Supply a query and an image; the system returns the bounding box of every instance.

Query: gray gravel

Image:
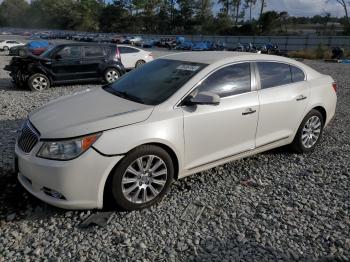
[0,49,349,261]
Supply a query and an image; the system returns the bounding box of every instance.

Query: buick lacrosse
[15,52,337,210]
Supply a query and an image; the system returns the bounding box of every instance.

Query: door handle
[296,95,307,101]
[242,108,257,116]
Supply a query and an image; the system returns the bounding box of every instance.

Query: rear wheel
[3,46,9,51]
[28,73,50,91]
[110,145,174,210]
[135,60,145,68]
[291,109,324,153]
[104,68,120,84]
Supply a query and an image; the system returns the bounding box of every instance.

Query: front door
[182,62,259,170]
[51,45,83,81]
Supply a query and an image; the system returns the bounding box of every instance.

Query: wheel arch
[312,106,327,124]
[101,142,180,209]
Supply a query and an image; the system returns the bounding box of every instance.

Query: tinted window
[197,63,251,97]
[257,62,292,89]
[119,47,139,54]
[84,46,105,57]
[291,66,305,82]
[106,59,206,105]
[56,46,81,59]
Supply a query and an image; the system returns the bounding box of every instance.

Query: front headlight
[37,133,101,160]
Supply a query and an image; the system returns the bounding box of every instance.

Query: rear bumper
[16,143,123,209]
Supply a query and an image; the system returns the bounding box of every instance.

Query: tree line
[0,0,349,35]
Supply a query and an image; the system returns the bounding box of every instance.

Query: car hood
[29,87,154,139]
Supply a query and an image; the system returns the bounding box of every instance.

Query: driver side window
[196,63,251,98]
[56,46,81,59]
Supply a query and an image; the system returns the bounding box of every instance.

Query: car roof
[162,51,255,64]
[55,42,116,47]
[161,51,302,66]
[161,51,322,79]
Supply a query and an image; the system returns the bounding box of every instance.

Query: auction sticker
[177,65,200,71]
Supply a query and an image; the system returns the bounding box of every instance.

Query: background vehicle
[9,41,51,57]
[123,36,143,45]
[5,43,125,91]
[14,52,336,210]
[0,40,25,51]
[118,45,153,69]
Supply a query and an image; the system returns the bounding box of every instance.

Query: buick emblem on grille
[17,121,40,153]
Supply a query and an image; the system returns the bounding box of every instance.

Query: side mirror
[184,91,220,106]
[54,54,62,60]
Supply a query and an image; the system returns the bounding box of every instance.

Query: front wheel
[28,73,50,91]
[291,109,324,153]
[3,46,9,51]
[104,68,120,84]
[111,145,174,210]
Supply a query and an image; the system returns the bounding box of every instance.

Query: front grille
[17,121,39,153]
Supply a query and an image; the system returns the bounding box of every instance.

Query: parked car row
[4,43,153,91]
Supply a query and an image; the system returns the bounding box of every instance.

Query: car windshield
[40,45,56,58]
[104,59,207,105]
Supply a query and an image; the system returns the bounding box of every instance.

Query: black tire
[104,68,120,84]
[135,60,145,68]
[291,109,324,153]
[28,73,50,91]
[18,49,26,57]
[110,145,174,211]
[3,46,9,51]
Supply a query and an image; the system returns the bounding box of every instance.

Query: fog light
[42,187,66,200]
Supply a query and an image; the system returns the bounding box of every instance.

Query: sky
[20,0,347,18]
[246,0,345,18]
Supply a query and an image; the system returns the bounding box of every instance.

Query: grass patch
[288,45,332,60]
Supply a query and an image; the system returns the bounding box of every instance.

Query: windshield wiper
[108,89,145,104]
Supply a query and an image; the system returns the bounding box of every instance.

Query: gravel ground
[0,49,349,261]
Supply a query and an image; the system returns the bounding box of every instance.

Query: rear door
[255,62,310,147]
[51,45,83,81]
[119,46,140,69]
[80,45,107,79]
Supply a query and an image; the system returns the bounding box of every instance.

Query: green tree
[99,1,131,33]
[259,10,280,34]
[0,0,30,27]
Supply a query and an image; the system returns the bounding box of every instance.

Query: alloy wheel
[301,116,322,148]
[106,69,119,83]
[121,155,167,204]
[32,76,48,91]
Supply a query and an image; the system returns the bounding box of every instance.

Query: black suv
[5,43,125,91]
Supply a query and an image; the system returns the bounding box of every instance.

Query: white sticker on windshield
[177,65,200,71]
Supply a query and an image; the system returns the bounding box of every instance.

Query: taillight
[148,53,153,58]
[332,82,337,92]
[115,47,121,61]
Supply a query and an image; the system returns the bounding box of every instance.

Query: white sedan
[15,52,337,210]
[0,40,25,51]
[118,45,153,69]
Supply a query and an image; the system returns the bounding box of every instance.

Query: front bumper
[15,143,123,209]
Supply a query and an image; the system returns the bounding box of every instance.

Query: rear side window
[257,62,292,89]
[291,66,305,82]
[84,46,105,57]
[119,47,139,54]
[197,63,251,98]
